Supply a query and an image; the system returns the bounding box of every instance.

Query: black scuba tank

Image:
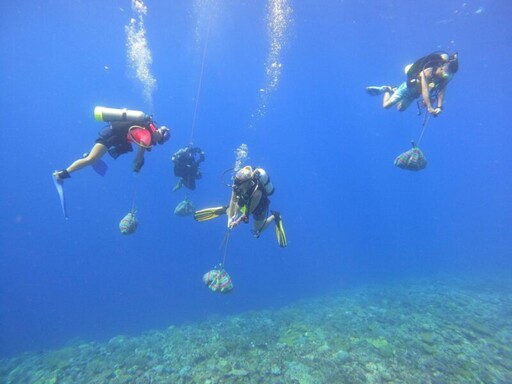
[406,52,449,81]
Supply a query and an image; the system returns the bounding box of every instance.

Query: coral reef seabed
[1,275,511,383]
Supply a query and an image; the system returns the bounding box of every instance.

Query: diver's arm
[133,146,146,173]
[436,87,446,110]
[420,69,443,116]
[227,192,239,228]
[419,70,434,113]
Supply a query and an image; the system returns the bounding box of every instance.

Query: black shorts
[253,195,270,221]
[96,125,127,148]
[96,123,133,158]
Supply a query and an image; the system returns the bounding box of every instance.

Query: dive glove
[133,157,144,173]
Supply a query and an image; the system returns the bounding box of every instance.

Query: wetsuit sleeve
[133,147,146,172]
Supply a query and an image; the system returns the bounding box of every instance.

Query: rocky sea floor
[1,275,511,384]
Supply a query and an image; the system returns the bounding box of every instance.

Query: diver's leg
[383,82,406,109]
[397,97,414,112]
[252,215,275,237]
[383,92,393,108]
[383,89,400,109]
[67,143,108,174]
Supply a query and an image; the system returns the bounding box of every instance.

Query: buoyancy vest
[126,121,157,148]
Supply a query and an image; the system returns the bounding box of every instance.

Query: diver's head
[157,126,170,144]
[233,166,254,193]
[234,166,253,184]
[441,53,459,79]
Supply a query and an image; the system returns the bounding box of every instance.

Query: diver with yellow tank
[53,106,170,181]
[194,165,287,247]
[52,106,170,219]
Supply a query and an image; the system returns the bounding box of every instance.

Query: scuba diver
[53,114,170,181]
[366,52,459,116]
[194,165,287,247]
[172,146,205,191]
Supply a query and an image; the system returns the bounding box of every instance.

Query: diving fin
[194,206,228,222]
[272,211,287,247]
[53,176,69,220]
[83,153,108,176]
[172,179,183,192]
[92,159,108,176]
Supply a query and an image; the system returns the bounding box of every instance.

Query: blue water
[1,0,510,359]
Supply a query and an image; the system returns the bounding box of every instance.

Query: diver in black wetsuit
[172,146,205,191]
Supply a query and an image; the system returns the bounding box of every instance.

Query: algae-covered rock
[421,343,437,355]
[216,359,230,374]
[466,319,495,337]
[333,349,351,362]
[270,364,282,375]
[420,332,436,345]
[279,323,309,346]
[227,367,249,377]
[367,337,394,358]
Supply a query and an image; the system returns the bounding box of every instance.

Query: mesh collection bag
[203,269,233,293]
[394,141,427,171]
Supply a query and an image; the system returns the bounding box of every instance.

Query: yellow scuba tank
[94,106,146,122]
